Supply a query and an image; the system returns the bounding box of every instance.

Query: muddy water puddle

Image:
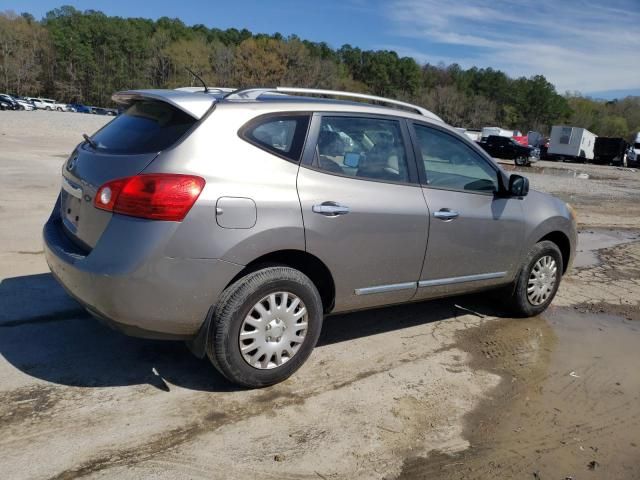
[574,228,640,268]
[397,307,640,479]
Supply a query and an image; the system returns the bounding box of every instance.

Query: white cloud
[385,0,640,93]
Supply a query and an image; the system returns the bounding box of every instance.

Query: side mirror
[508,174,529,197]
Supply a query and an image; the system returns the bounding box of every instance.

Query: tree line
[1,6,638,139]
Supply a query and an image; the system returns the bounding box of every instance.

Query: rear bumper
[43,206,243,339]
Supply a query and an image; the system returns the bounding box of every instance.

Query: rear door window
[90,100,197,154]
[312,116,411,184]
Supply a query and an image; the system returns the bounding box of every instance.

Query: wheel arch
[537,230,571,274]
[225,249,336,314]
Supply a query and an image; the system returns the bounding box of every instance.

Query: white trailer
[481,127,514,139]
[463,129,482,142]
[548,126,597,161]
[453,128,482,142]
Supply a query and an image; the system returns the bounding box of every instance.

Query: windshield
[90,100,197,154]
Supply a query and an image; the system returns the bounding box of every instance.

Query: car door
[297,113,428,312]
[408,122,526,300]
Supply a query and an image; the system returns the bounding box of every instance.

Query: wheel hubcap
[239,292,308,369]
[527,255,558,306]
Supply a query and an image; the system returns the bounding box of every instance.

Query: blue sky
[9,0,640,98]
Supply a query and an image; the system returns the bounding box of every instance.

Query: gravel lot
[1,111,639,479]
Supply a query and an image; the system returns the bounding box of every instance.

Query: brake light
[94,174,205,221]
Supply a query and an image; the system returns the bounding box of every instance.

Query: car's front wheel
[515,155,528,166]
[207,267,323,388]
[507,240,563,317]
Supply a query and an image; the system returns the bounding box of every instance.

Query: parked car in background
[527,131,544,148]
[0,94,19,110]
[512,134,529,146]
[539,137,551,159]
[70,103,92,114]
[26,97,70,111]
[477,135,540,166]
[593,137,629,166]
[43,86,576,387]
[89,106,116,115]
[10,95,36,110]
[627,133,640,167]
[547,126,597,162]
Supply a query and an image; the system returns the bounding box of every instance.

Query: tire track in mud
[42,354,430,479]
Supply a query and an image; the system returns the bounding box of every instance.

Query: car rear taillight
[94,174,205,221]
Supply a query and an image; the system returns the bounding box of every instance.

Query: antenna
[185,67,208,94]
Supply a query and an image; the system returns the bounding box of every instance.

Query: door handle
[433,209,459,220]
[312,202,350,216]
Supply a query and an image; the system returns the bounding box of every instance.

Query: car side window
[312,116,410,183]
[242,114,310,162]
[414,123,499,193]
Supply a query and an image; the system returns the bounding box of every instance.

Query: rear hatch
[60,95,208,249]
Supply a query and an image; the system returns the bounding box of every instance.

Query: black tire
[515,156,527,166]
[45,106,52,111]
[206,266,323,388]
[506,240,563,317]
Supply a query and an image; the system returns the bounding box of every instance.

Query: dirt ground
[1,111,639,479]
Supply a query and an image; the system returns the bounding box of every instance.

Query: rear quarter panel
[144,104,306,266]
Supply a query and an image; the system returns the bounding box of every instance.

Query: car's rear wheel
[507,240,563,317]
[207,267,323,388]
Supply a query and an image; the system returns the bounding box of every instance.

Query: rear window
[90,100,197,154]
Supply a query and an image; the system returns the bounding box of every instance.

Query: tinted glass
[90,100,196,154]
[414,124,499,193]
[250,120,296,153]
[313,116,409,183]
[243,115,310,162]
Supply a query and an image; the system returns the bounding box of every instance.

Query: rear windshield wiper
[82,133,98,150]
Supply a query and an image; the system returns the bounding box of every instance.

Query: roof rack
[224,87,443,122]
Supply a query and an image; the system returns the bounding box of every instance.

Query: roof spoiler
[112,89,217,119]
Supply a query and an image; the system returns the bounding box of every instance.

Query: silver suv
[44,87,577,387]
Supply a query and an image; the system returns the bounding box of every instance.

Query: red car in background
[512,134,529,146]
